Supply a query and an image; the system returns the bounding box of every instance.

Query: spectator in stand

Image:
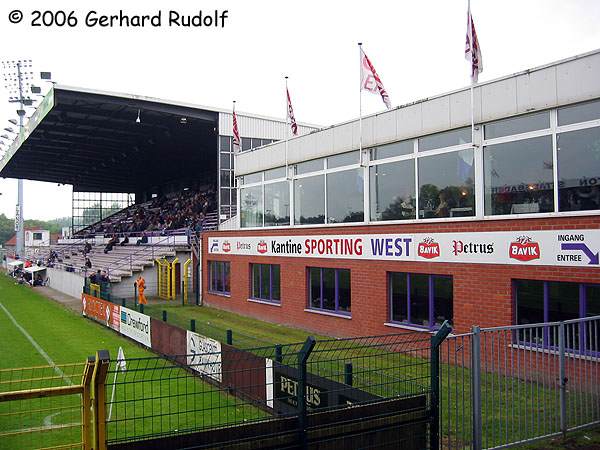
[83,241,92,255]
[136,232,149,246]
[89,270,101,284]
[100,271,110,283]
[85,257,92,269]
[120,236,129,246]
[104,235,119,254]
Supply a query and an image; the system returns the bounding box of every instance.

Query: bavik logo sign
[257,240,268,254]
[222,241,231,253]
[509,236,540,262]
[418,237,440,259]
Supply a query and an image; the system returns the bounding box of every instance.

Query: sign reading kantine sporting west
[209,230,600,267]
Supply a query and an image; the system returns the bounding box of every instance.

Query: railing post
[431,321,452,450]
[471,325,483,450]
[162,310,167,322]
[91,350,110,450]
[121,298,126,307]
[297,336,316,450]
[140,304,144,314]
[190,319,196,332]
[344,362,353,386]
[181,280,185,306]
[133,282,137,308]
[275,344,283,364]
[559,321,568,439]
[81,355,96,450]
[226,329,233,345]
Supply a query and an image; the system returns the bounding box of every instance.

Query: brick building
[203,49,600,339]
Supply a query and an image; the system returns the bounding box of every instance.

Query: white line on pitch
[0,300,73,386]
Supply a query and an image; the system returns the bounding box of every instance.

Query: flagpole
[468,0,475,147]
[358,42,363,155]
[285,76,289,176]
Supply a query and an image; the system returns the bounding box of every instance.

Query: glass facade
[484,136,554,215]
[236,100,600,228]
[418,149,475,218]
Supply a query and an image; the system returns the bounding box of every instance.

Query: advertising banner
[208,230,600,268]
[120,306,151,347]
[81,293,120,331]
[186,331,222,382]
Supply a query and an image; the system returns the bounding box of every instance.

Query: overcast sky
[0,0,599,220]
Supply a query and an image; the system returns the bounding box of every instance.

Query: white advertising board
[208,230,600,268]
[120,307,151,347]
[186,331,222,382]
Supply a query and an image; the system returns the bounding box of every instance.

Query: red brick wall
[201,216,600,337]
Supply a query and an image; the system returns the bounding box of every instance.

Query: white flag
[116,346,126,371]
[360,47,391,109]
[465,2,483,83]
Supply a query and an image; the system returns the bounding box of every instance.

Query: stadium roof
[0,85,312,193]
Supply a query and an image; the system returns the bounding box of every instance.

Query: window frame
[250,263,281,304]
[513,279,600,356]
[388,272,453,331]
[208,260,231,296]
[307,267,351,316]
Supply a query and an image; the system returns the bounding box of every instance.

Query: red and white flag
[465,2,483,83]
[360,47,391,110]
[232,103,241,152]
[286,87,298,136]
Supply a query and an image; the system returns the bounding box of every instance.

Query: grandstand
[0,85,320,298]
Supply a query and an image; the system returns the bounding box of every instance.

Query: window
[484,136,554,215]
[220,153,231,170]
[557,127,600,212]
[251,264,280,303]
[370,159,416,221]
[264,181,290,226]
[558,99,600,126]
[296,158,324,175]
[241,137,251,151]
[264,167,286,181]
[308,268,351,314]
[208,261,230,295]
[418,127,470,151]
[240,185,263,228]
[294,175,325,224]
[514,280,599,352]
[327,151,359,169]
[484,111,550,140]
[33,232,43,240]
[242,172,262,185]
[389,273,453,330]
[219,135,231,152]
[371,140,413,160]
[418,149,475,218]
[327,168,364,223]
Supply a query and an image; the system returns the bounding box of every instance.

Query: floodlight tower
[1,59,35,258]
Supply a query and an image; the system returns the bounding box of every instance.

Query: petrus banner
[208,230,600,267]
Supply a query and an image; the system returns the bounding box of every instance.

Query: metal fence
[104,330,448,449]
[440,315,600,449]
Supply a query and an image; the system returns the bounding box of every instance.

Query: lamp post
[2,59,36,258]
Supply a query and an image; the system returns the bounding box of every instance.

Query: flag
[116,346,126,371]
[232,103,241,152]
[465,2,483,83]
[286,87,298,136]
[360,47,391,109]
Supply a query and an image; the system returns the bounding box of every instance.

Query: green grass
[514,426,600,449]
[0,274,265,449]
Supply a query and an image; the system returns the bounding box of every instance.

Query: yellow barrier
[182,258,192,304]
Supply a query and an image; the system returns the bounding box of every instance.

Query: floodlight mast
[2,59,34,258]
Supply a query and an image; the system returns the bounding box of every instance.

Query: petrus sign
[209,230,600,267]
